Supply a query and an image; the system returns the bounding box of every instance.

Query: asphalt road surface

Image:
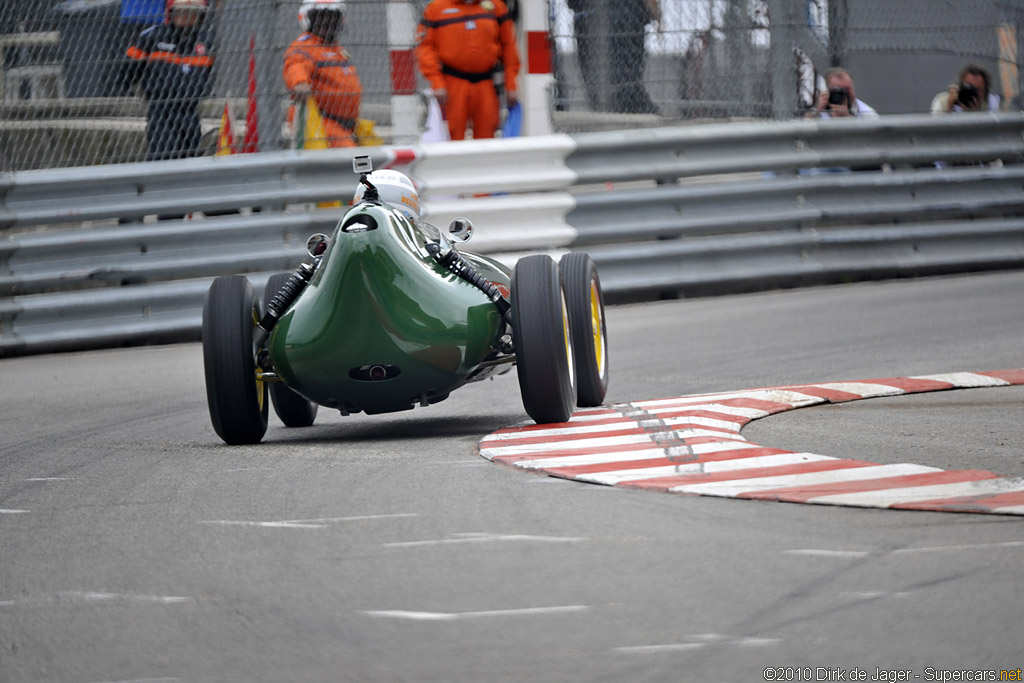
[2,271,1022,683]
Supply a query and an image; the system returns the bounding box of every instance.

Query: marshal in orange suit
[415,0,521,141]
[284,0,362,147]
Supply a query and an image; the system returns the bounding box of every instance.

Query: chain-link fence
[2,0,1023,172]
[1,0,401,171]
[549,0,1024,129]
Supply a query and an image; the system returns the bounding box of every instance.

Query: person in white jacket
[809,67,879,119]
[931,63,1000,114]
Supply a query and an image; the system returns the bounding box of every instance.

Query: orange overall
[283,33,362,147]
[415,0,520,140]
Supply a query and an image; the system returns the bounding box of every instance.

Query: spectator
[284,0,362,147]
[415,0,520,141]
[569,0,659,114]
[122,0,214,161]
[809,67,879,119]
[931,63,1000,114]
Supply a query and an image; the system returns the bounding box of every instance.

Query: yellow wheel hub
[589,280,605,374]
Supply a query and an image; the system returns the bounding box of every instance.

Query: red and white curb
[479,370,1024,515]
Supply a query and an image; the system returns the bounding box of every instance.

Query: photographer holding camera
[809,67,879,119]
[931,63,1000,114]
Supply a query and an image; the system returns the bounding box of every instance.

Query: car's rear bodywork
[267,202,511,415]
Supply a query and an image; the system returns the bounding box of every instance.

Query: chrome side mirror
[306,233,330,257]
[448,217,473,242]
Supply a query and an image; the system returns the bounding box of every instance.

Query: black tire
[559,252,609,407]
[263,273,318,428]
[511,255,576,424]
[202,275,268,445]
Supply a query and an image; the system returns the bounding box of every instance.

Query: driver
[353,170,421,222]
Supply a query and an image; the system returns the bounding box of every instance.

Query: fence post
[768,0,799,119]
[254,0,285,153]
[519,0,553,136]
[388,0,421,144]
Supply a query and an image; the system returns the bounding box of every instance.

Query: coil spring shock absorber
[426,242,511,325]
[255,262,315,346]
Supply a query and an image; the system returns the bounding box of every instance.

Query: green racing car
[202,156,609,445]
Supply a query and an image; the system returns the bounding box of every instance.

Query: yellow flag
[301,96,330,150]
[300,97,343,206]
[356,118,383,147]
[216,101,236,156]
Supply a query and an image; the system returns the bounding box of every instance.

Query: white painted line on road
[364,605,590,621]
[1,593,193,607]
[615,643,705,653]
[200,513,418,529]
[784,549,872,558]
[890,541,1024,554]
[200,520,326,529]
[787,542,1024,559]
[0,509,28,514]
[25,477,69,482]
[279,513,419,524]
[616,634,781,653]
[384,532,586,548]
[90,678,180,683]
[838,591,910,600]
[58,592,193,604]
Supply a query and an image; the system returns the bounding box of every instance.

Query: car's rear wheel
[511,255,576,424]
[559,252,609,407]
[263,273,318,428]
[202,275,268,445]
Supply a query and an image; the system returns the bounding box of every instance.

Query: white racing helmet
[353,170,421,221]
[298,0,346,31]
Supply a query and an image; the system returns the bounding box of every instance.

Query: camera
[827,87,848,107]
[957,82,980,108]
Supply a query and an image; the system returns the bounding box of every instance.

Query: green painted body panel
[267,204,511,415]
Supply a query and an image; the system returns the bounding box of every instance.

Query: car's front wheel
[511,255,576,424]
[202,275,268,445]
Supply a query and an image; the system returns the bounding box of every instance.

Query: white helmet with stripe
[298,0,346,31]
[353,170,421,221]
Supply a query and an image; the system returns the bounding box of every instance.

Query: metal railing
[2,113,1023,356]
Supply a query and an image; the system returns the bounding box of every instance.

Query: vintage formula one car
[202,157,609,445]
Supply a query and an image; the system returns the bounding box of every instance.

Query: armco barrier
[2,113,1024,356]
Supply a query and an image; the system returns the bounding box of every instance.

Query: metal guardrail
[565,113,1024,183]
[2,113,1024,356]
[569,165,1024,245]
[0,148,399,229]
